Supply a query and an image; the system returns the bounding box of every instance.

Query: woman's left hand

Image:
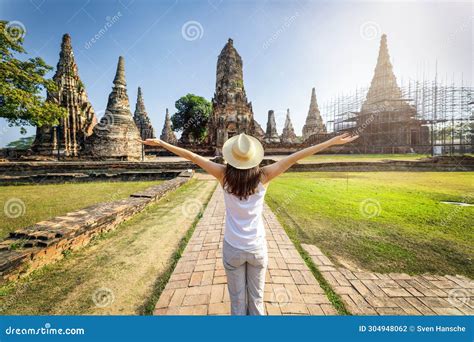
[137,138,163,146]
[328,133,359,146]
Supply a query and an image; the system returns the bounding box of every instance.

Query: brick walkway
[302,244,474,315]
[154,186,337,315]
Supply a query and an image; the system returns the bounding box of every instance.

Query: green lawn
[266,172,473,278]
[0,181,163,240]
[300,153,430,163]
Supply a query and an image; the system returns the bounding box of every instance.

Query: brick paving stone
[154,187,335,315]
[321,304,338,315]
[208,302,230,315]
[189,271,204,286]
[350,279,372,297]
[182,294,209,306]
[178,305,208,315]
[307,304,324,315]
[361,279,386,297]
[380,287,412,297]
[405,297,437,315]
[301,244,473,316]
[265,302,282,315]
[169,288,187,307]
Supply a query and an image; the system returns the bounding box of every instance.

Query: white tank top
[223,182,266,251]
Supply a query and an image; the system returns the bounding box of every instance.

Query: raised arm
[261,133,359,184]
[139,138,225,182]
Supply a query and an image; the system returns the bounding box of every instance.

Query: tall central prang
[207,38,264,147]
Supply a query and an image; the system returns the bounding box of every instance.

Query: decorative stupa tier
[281,109,297,144]
[160,108,177,144]
[264,110,280,144]
[83,56,142,160]
[207,38,264,147]
[133,87,155,140]
[302,87,326,141]
[31,33,96,157]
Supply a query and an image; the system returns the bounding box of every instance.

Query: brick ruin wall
[0,171,193,284]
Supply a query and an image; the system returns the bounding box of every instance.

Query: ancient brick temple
[356,34,429,153]
[31,34,96,157]
[265,110,280,143]
[281,109,297,144]
[207,38,264,147]
[83,56,142,160]
[133,87,155,140]
[302,88,326,141]
[160,108,177,144]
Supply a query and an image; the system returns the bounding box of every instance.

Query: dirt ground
[0,179,216,315]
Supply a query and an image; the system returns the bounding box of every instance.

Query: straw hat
[222,133,264,169]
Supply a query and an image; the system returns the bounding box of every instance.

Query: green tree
[0,20,67,130]
[171,93,211,143]
[6,135,35,149]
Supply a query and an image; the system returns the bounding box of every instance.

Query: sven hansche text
[417,325,466,333]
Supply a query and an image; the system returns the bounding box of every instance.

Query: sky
[0,0,472,147]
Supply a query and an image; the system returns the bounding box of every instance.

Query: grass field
[0,180,216,314]
[0,181,163,240]
[300,153,430,163]
[266,172,473,278]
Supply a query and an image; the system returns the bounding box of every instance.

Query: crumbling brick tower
[207,38,264,148]
[31,34,96,157]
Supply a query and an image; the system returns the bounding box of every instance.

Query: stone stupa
[133,87,155,140]
[83,56,142,160]
[280,109,297,144]
[361,34,412,113]
[160,108,177,144]
[264,110,280,144]
[357,34,427,151]
[302,87,326,141]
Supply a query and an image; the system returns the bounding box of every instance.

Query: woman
[140,132,358,315]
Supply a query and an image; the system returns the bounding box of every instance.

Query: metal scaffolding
[321,77,473,155]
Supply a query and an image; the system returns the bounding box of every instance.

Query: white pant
[222,239,268,315]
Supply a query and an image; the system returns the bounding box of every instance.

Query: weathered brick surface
[302,244,473,316]
[0,173,193,284]
[154,187,336,315]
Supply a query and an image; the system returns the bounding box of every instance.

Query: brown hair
[223,164,262,200]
